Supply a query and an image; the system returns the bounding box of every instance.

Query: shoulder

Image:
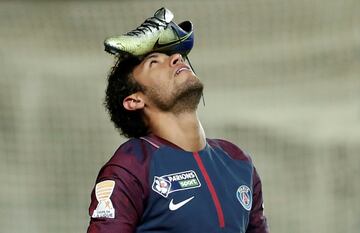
[96,138,157,181]
[107,138,158,165]
[207,138,252,162]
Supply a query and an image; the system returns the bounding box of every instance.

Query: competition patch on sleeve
[92,180,115,218]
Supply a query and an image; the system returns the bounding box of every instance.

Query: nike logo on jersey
[169,196,194,211]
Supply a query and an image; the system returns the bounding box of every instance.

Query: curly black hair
[104,56,149,138]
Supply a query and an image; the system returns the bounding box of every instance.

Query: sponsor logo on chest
[152,170,201,198]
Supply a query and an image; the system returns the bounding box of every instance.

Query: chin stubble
[143,79,204,114]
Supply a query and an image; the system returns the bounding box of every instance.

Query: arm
[246,167,270,233]
[87,165,146,233]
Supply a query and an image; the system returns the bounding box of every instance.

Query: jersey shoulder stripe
[207,138,252,162]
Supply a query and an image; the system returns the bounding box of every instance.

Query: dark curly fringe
[104,56,149,138]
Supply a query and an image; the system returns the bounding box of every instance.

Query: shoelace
[127,17,167,36]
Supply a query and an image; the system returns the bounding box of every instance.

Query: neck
[146,111,206,152]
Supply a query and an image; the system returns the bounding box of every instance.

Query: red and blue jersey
[87,134,269,233]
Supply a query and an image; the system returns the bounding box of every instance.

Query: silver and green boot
[104,7,194,57]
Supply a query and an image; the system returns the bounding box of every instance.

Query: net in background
[0,1,359,232]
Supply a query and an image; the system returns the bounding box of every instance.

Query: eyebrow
[144,53,160,62]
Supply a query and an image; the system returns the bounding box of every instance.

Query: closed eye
[149,60,158,67]
[144,53,162,67]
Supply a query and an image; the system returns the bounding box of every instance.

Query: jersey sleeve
[87,164,146,233]
[246,167,270,233]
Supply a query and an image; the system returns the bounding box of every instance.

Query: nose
[169,53,184,66]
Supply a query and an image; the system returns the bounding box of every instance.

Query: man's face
[132,52,203,114]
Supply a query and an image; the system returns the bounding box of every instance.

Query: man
[87,7,269,233]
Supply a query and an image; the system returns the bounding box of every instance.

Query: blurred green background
[0,0,359,232]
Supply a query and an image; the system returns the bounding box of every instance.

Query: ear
[123,93,145,111]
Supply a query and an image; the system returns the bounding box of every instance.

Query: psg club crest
[236,185,252,211]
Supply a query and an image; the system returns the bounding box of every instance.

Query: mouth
[175,65,192,76]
